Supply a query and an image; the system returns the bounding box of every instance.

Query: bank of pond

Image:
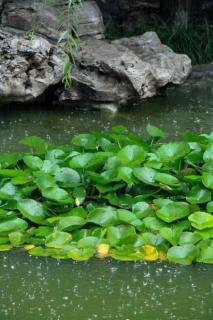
[0,125,212,265]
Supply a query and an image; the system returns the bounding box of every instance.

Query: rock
[114,32,192,87]
[189,64,213,80]
[0,28,66,102]
[1,0,104,42]
[59,38,157,106]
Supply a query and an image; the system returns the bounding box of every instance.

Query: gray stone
[59,38,157,106]
[0,28,66,102]
[114,32,192,87]
[190,64,213,80]
[1,0,104,42]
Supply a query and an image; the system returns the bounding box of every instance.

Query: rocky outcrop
[59,38,156,106]
[0,28,66,102]
[1,0,104,42]
[59,32,191,106]
[0,0,192,107]
[114,32,191,87]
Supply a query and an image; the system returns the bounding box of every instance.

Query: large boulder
[0,28,66,102]
[59,38,157,106]
[114,32,192,87]
[1,0,104,42]
[59,32,191,107]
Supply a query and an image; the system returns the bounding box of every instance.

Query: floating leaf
[156,202,190,223]
[157,143,190,162]
[167,244,198,265]
[46,231,72,248]
[146,124,167,139]
[87,207,117,227]
[133,167,156,185]
[42,187,73,204]
[189,212,213,230]
[118,145,146,166]
[17,199,46,224]
[186,185,211,204]
[23,155,43,170]
[72,134,97,150]
[55,167,81,188]
[0,217,28,233]
[202,172,213,189]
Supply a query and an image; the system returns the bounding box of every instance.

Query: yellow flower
[96,243,110,259]
[143,245,159,261]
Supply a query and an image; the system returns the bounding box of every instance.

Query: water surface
[0,80,212,320]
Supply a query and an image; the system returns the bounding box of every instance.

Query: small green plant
[0,125,212,264]
[43,0,82,87]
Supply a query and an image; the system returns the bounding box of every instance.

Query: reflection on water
[0,80,212,320]
[0,251,212,320]
[0,80,213,152]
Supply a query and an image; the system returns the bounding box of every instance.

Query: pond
[0,80,213,320]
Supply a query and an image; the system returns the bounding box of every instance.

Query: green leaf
[197,247,213,263]
[72,134,97,150]
[133,167,156,185]
[156,202,190,223]
[73,187,86,204]
[107,225,136,246]
[69,153,107,169]
[141,232,165,246]
[167,244,198,265]
[0,217,28,233]
[58,216,85,230]
[117,209,140,225]
[203,145,213,162]
[0,183,17,200]
[17,199,47,224]
[132,202,153,219]
[160,227,182,245]
[155,172,180,187]
[0,153,22,169]
[77,236,100,249]
[42,187,73,204]
[55,167,81,188]
[179,232,201,245]
[157,143,190,162]
[118,145,146,166]
[20,136,48,154]
[68,247,95,261]
[45,231,72,248]
[207,201,213,213]
[202,172,213,189]
[9,231,27,246]
[186,185,211,204]
[117,167,134,184]
[23,155,43,170]
[143,216,166,231]
[35,173,56,190]
[87,207,117,227]
[146,124,167,139]
[112,126,128,134]
[189,212,213,230]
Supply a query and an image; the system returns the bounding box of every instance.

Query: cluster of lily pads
[0,125,212,265]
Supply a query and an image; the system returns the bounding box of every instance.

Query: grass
[105,17,213,65]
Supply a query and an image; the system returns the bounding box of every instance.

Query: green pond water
[0,80,213,320]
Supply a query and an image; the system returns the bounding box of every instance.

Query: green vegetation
[0,126,212,264]
[106,18,213,65]
[44,0,83,87]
